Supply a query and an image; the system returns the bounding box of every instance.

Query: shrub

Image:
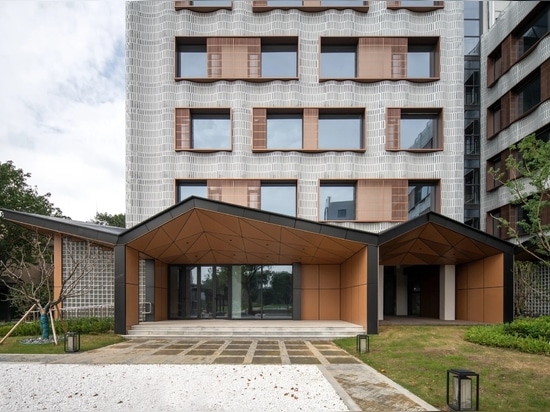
[465,317,550,355]
[0,317,114,337]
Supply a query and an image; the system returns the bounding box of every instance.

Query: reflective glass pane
[200,266,214,318]
[464,2,480,19]
[261,184,296,216]
[262,265,292,319]
[408,183,435,218]
[400,116,436,149]
[520,10,550,55]
[518,75,541,114]
[464,37,480,56]
[319,185,355,220]
[318,114,362,149]
[191,0,231,5]
[267,114,302,148]
[178,45,207,77]
[261,45,297,77]
[178,183,207,202]
[214,266,229,318]
[321,46,356,78]
[267,0,302,5]
[321,0,365,5]
[399,1,436,6]
[192,114,231,149]
[464,20,480,36]
[407,49,433,77]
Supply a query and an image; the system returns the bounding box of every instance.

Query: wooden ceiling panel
[162,213,192,240]
[239,219,281,242]
[173,233,204,253]
[196,209,243,236]
[127,230,157,251]
[280,227,324,248]
[418,224,452,246]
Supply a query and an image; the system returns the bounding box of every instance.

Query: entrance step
[124,320,365,340]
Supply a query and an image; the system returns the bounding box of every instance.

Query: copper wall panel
[301,264,319,289]
[385,108,400,150]
[467,288,484,322]
[207,38,260,79]
[303,108,318,150]
[125,247,140,331]
[252,108,267,149]
[357,180,395,221]
[357,37,407,80]
[466,259,484,289]
[175,108,191,150]
[455,289,468,320]
[301,289,319,319]
[319,289,340,319]
[154,261,168,321]
[484,287,504,323]
[53,234,63,305]
[484,254,504,287]
[456,264,468,290]
[319,264,340,288]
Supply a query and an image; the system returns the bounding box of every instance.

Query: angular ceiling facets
[1,199,513,269]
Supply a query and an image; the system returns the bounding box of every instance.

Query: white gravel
[0,363,350,411]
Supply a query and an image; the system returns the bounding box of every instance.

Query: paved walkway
[0,338,436,411]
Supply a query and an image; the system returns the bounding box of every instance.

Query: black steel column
[367,245,379,334]
[114,245,126,334]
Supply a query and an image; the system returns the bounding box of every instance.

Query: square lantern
[356,333,369,353]
[64,331,81,353]
[447,369,479,411]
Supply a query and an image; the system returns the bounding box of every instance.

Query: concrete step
[124,321,365,340]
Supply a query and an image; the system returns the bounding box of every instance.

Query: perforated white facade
[126,1,465,231]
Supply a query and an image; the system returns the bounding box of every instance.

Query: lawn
[335,325,550,411]
[0,334,125,354]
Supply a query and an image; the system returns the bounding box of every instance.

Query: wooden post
[0,304,37,345]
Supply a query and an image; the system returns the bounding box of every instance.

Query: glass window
[191,113,231,149]
[321,0,365,5]
[464,20,480,37]
[399,1,437,6]
[178,44,207,78]
[188,0,231,5]
[261,44,297,78]
[516,73,541,115]
[320,45,356,78]
[465,62,480,105]
[464,37,480,56]
[464,111,480,155]
[464,1,480,19]
[407,45,434,78]
[266,113,302,149]
[261,183,296,216]
[408,182,436,218]
[267,0,302,5]
[318,113,362,149]
[520,7,550,56]
[400,113,438,149]
[177,182,207,202]
[319,183,355,220]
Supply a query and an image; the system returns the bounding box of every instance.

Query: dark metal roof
[0,209,123,246]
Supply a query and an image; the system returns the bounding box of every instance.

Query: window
[175,108,231,151]
[266,112,302,149]
[487,208,502,238]
[408,181,437,218]
[175,1,232,11]
[515,72,541,116]
[320,37,439,81]
[320,43,356,78]
[464,111,480,155]
[518,6,550,57]
[261,42,298,78]
[386,108,442,151]
[253,108,365,151]
[407,45,435,78]
[487,155,503,192]
[176,37,297,81]
[253,0,369,12]
[177,43,207,78]
[464,160,480,204]
[260,182,296,216]
[487,101,502,138]
[319,183,355,221]
[318,112,363,149]
[464,60,480,105]
[177,182,208,202]
[387,1,444,11]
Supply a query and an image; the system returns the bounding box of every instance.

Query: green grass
[0,333,126,354]
[335,325,550,411]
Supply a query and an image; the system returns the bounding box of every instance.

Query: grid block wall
[62,239,115,318]
[126,0,465,232]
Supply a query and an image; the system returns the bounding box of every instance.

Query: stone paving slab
[0,339,437,411]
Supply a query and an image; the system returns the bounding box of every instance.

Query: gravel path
[0,363,349,411]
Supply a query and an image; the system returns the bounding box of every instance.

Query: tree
[489,134,550,265]
[0,235,100,341]
[89,212,125,228]
[490,134,550,316]
[0,161,63,269]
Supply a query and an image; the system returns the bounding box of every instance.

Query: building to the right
[481,1,550,316]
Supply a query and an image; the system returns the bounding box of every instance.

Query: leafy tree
[0,236,100,341]
[490,134,550,316]
[89,212,125,228]
[489,134,550,265]
[0,160,63,272]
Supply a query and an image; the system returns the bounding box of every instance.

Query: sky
[0,1,126,222]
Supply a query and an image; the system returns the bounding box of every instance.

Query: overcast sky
[0,1,126,222]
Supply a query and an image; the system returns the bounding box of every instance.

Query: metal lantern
[447,369,479,411]
[356,333,369,353]
[64,331,81,353]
